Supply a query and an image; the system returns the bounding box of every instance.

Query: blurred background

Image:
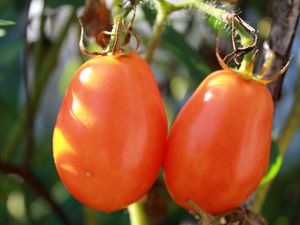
[0,0,299,224]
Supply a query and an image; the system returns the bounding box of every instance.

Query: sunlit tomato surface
[163,70,273,215]
[53,53,167,213]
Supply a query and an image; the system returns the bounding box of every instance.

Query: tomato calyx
[216,46,290,84]
[79,3,140,56]
[215,13,290,85]
[216,34,290,85]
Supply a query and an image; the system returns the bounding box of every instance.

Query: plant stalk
[128,201,149,225]
[145,0,254,65]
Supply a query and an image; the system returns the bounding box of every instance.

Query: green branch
[145,0,170,63]
[145,0,254,64]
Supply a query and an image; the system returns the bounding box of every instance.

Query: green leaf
[260,140,283,186]
[0,19,15,27]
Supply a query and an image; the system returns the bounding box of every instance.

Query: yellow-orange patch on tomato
[70,92,96,127]
[53,128,76,160]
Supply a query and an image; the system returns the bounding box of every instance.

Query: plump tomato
[163,70,273,215]
[53,53,167,212]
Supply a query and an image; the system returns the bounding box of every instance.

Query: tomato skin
[53,53,167,212]
[163,70,273,215]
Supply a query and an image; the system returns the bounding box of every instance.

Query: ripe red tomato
[163,70,273,215]
[53,53,167,212]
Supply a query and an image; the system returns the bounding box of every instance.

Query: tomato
[53,53,167,212]
[163,70,273,215]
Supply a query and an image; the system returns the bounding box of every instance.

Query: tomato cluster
[53,53,273,214]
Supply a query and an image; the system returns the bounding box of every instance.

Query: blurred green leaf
[163,97,176,130]
[170,75,190,101]
[0,19,15,26]
[260,140,283,186]
[99,210,130,225]
[45,0,83,7]
[83,207,100,225]
[58,58,82,94]
[7,191,26,222]
[0,19,16,37]
[30,197,51,220]
[0,28,6,37]
[142,6,211,84]
[162,26,211,83]
[0,175,23,197]
[0,41,25,66]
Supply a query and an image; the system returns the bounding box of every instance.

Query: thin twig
[0,6,78,225]
[0,160,74,225]
[23,29,34,168]
[1,7,77,162]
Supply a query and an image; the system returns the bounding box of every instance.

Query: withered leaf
[80,0,112,46]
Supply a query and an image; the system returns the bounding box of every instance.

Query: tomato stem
[108,0,142,55]
[128,201,149,225]
[238,36,256,76]
[106,15,126,54]
[80,0,141,56]
[145,0,255,65]
[145,0,170,63]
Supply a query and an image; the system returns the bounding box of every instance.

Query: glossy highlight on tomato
[53,53,167,212]
[163,70,273,215]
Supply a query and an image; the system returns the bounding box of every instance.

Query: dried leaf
[244,208,267,225]
[218,207,267,225]
[80,0,112,46]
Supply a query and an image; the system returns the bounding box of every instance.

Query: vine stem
[252,0,300,213]
[0,161,73,225]
[145,0,169,63]
[128,200,149,225]
[145,0,254,64]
